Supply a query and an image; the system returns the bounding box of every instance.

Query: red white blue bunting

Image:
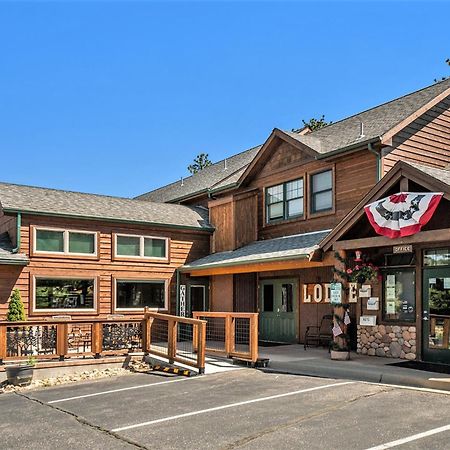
[364,192,443,239]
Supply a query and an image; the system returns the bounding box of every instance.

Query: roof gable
[237,128,320,186]
[320,161,450,251]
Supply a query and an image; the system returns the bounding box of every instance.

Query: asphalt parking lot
[1,369,450,450]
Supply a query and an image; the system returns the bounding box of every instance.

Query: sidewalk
[258,345,450,392]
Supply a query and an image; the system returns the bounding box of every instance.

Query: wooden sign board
[393,244,413,254]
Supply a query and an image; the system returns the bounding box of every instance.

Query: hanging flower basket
[346,263,379,284]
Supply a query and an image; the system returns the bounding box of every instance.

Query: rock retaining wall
[357,324,416,360]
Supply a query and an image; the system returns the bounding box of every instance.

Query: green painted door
[259,279,297,343]
[422,268,450,364]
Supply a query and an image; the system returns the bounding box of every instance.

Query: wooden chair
[304,314,333,350]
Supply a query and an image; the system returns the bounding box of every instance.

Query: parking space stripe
[111,381,354,432]
[48,377,198,404]
[365,424,450,449]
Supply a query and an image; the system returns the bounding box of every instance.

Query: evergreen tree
[188,153,212,174]
[7,288,26,321]
[301,115,332,131]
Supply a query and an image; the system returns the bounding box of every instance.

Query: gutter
[315,137,381,160]
[11,212,21,253]
[2,209,214,233]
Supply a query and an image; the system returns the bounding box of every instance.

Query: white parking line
[364,381,450,396]
[111,381,354,432]
[48,377,199,404]
[365,423,450,449]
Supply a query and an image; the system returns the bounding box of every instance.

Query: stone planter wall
[357,324,416,360]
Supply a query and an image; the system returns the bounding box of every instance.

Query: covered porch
[180,230,337,344]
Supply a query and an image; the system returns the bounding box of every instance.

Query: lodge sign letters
[302,283,358,304]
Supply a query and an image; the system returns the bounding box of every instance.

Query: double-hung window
[310,169,333,213]
[266,178,304,223]
[34,228,97,256]
[114,234,169,261]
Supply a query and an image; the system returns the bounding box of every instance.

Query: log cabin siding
[0,214,210,319]
[382,97,450,174]
[248,147,378,240]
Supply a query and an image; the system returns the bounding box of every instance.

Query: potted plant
[346,263,379,284]
[6,355,36,386]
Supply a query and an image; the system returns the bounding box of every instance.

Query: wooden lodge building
[1,79,449,363]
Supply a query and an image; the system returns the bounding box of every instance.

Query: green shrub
[7,288,26,321]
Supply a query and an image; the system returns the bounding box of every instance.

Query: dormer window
[266,178,304,223]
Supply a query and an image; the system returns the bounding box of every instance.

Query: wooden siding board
[0,214,209,319]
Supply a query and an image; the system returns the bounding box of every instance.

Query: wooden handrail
[192,311,259,363]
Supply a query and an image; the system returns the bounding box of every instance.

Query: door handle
[423,310,429,321]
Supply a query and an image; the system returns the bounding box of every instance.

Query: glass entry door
[259,279,297,343]
[423,268,450,363]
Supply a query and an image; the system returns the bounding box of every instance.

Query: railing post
[168,319,177,363]
[56,323,68,361]
[92,322,103,358]
[142,316,153,354]
[0,325,6,364]
[225,315,235,357]
[250,314,259,364]
[192,319,199,353]
[197,321,206,374]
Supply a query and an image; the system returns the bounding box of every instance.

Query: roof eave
[3,208,214,233]
[0,257,29,266]
[180,253,311,273]
[316,137,381,160]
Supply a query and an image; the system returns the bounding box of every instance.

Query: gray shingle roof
[136,145,262,203]
[0,182,212,230]
[304,78,450,154]
[139,79,450,203]
[181,229,331,271]
[0,232,29,265]
[403,161,450,187]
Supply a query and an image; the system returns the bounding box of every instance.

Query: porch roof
[0,233,29,265]
[181,229,331,275]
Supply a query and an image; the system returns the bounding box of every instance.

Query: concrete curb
[259,364,450,392]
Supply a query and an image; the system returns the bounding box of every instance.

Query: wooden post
[225,314,232,356]
[197,321,206,374]
[56,323,68,361]
[92,322,103,358]
[142,316,153,355]
[250,314,259,364]
[168,319,177,363]
[333,250,349,355]
[192,320,199,353]
[0,325,6,364]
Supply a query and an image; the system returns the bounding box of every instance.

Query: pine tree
[7,288,26,321]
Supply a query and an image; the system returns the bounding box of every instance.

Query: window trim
[308,167,335,217]
[113,277,169,312]
[32,226,99,259]
[113,233,170,263]
[31,274,98,314]
[265,177,305,224]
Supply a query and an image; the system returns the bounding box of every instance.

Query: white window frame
[32,275,97,313]
[114,278,169,312]
[33,226,98,257]
[113,233,169,262]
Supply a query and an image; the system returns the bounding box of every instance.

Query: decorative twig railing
[0,310,207,373]
[192,312,258,363]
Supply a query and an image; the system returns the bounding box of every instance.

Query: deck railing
[192,312,258,363]
[0,310,207,373]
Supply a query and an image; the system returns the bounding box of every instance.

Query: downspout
[11,213,21,253]
[368,142,382,181]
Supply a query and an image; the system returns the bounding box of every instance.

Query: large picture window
[424,248,450,267]
[266,178,304,223]
[310,169,333,213]
[34,228,96,256]
[116,280,167,310]
[114,234,168,260]
[34,277,95,311]
[382,269,415,322]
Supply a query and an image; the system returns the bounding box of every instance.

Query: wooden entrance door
[189,285,207,316]
[422,268,450,364]
[259,279,297,343]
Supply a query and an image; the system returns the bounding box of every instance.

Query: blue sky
[1,1,449,198]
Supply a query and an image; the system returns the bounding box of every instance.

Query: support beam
[333,228,450,251]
